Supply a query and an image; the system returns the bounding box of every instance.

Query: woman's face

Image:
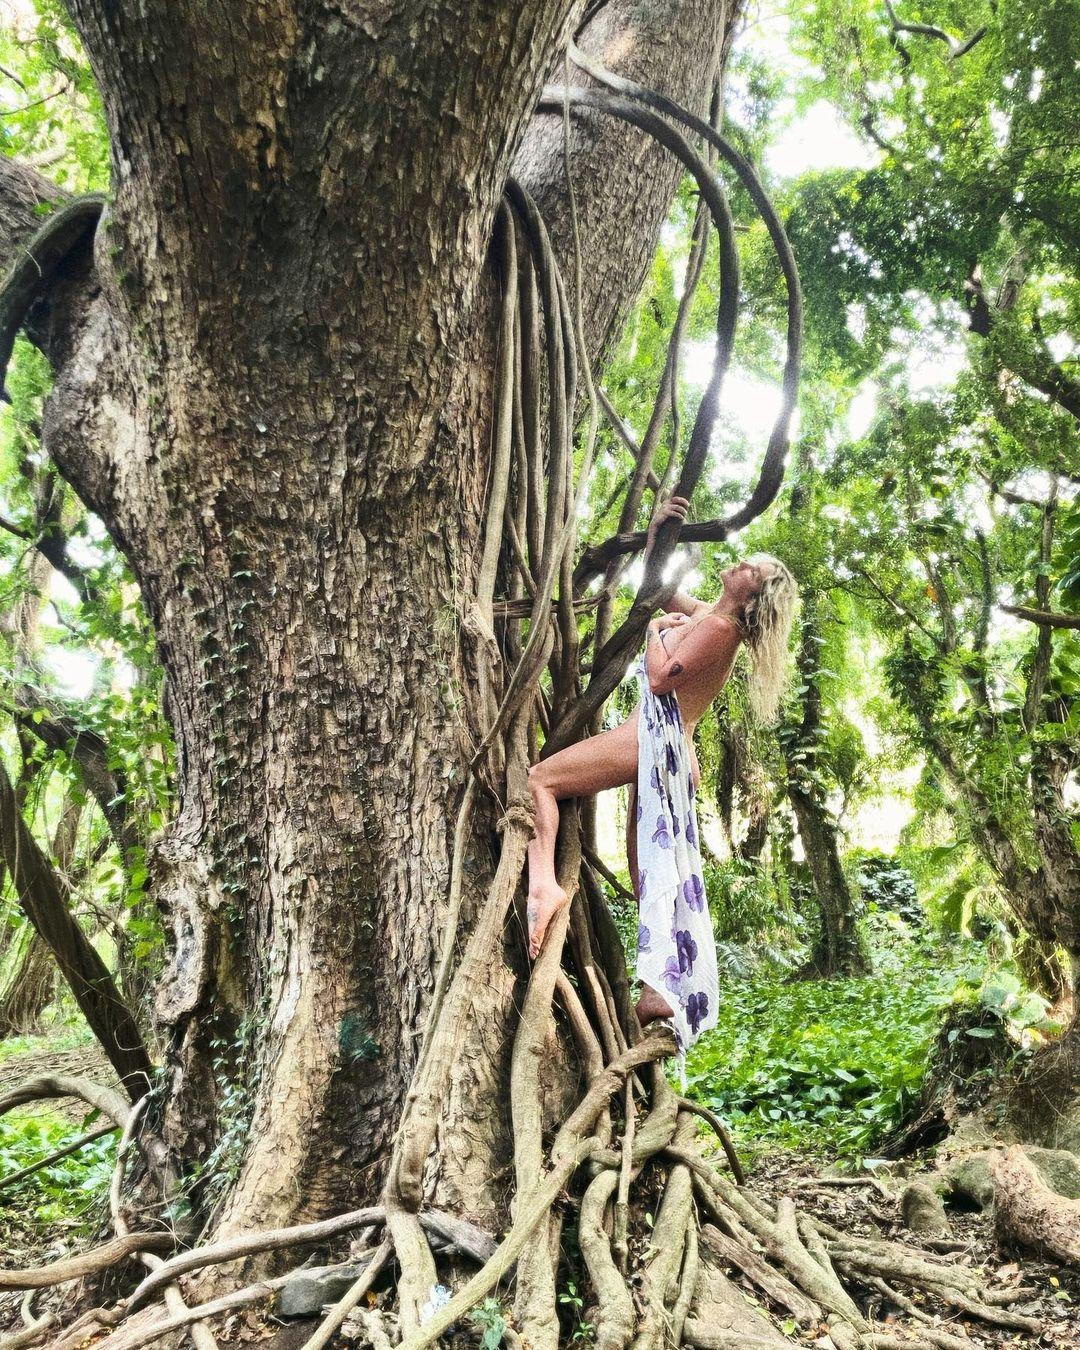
[720,558,768,608]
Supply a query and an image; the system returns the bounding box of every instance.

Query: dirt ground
[1,1039,1079,1346]
[746,1149,1080,1348]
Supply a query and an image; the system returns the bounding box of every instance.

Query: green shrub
[0,1110,115,1230]
[684,937,987,1158]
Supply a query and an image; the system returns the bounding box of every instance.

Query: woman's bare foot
[527,883,569,960]
[636,984,675,1025]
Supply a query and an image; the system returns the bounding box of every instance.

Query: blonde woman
[527,497,797,1035]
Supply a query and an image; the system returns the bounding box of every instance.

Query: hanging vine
[0,49,1053,1350]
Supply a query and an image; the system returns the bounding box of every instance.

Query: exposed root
[0,1292,56,1350]
[65,1280,293,1350]
[0,1233,173,1290]
[297,1239,392,1350]
[990,1143,1080,1265]
[699,1225,819,1326]
[110,1096,218,1350]
[676,1096,745,1186]
[579,1170,635,1350]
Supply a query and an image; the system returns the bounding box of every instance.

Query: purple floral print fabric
[635,651,717,1054]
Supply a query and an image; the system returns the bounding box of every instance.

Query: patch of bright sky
[729,7,880,178]
[42,642,97,700]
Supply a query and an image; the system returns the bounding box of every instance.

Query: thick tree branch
[0,757,152,1098]
[965,271,1080,422]
[0,193,104,401]
[0,156,117,524]
[1004,604,1080,630]
[0,155,66,263]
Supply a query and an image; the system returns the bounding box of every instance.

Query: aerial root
[109,1096,219,1350]
[5,1109,1052,1349]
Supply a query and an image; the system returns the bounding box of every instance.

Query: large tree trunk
[7,0,738,1239]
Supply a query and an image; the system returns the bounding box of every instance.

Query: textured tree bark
[1,0,740,1239]
[0,930,55,1037]
[990,1145,1080,1265]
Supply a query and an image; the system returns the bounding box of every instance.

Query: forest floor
[2,986,1079,1347]
[745,1148,1080,1348]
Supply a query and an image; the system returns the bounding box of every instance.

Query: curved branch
[0,1073,131,1130]
[0,193,104,401]
[568,45,802,589]
[883,2,987,59]
[0,1233,173,1291]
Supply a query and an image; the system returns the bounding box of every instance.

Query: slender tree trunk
[916,708,1079,1003]
[786,783,868,979]
[0,930,55,1037]
[783,602,869,979]
[0,760,152,1098]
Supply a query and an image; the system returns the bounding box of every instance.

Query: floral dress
[634,649,718,1056]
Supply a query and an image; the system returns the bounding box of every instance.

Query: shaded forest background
[0,0,1078,1341]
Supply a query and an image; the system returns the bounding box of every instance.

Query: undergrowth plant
[685,934,989,1159]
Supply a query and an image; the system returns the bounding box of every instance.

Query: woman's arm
[646,497,711,619]
[666,588,711,619]
[646,613,742,697]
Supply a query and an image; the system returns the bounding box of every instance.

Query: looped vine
[0,44,1036,1350]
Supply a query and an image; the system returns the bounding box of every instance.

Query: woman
[526,497,797,1029]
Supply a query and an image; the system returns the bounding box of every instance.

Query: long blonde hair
[741,553,798,725]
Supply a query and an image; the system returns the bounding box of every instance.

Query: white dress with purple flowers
[634,648,718,1056]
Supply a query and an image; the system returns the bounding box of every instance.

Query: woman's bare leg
[527,713,639,958]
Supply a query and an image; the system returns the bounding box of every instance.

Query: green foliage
[851,852,920,924]
[470,1298,508,1350]
[976,965,1057,1038]
[558,1282,596,1346]
[685,937,987,1156]
[0,1109,114,1229]
[0,0,108,190]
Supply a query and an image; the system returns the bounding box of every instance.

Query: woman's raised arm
[646,497,711,619]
